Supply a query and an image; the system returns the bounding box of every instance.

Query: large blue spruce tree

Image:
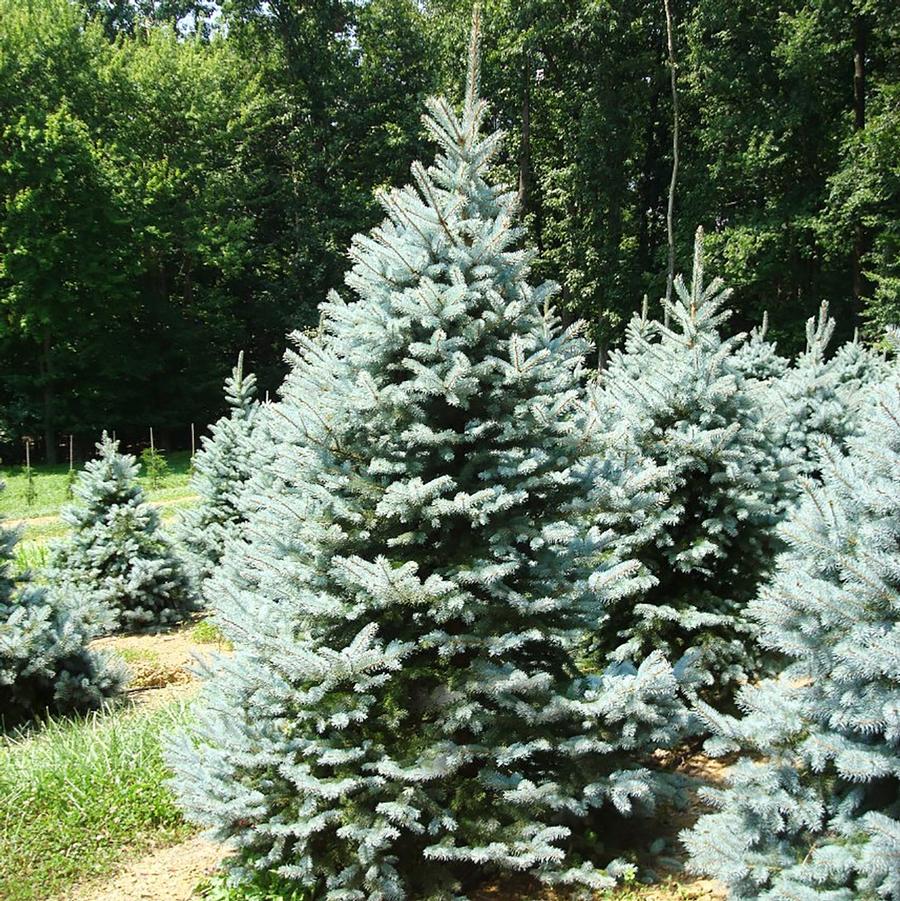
[166,18,689,899]
[683,376,900,899]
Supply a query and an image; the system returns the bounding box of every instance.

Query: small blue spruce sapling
[0,483,122,726]
[590,230,793,700]
[176,351,260,593]
[49,433,195,631]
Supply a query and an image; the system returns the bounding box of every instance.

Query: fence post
[23,436,36,507]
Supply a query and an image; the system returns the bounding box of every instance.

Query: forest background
[1,0,898,463]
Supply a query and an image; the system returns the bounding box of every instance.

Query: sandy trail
[62,835,225,901]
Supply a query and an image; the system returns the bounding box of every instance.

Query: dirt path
[93,622,224,699]
[57,626,228,901]
[64,835,225,901]
[5,494,197,530]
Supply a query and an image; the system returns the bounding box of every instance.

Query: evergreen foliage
[592,231,791,696]
[167,27,690,898]
[683,376,900,900]
[0,484,122,726]
[772,302,891,477]
[730,313,788,385]
[49,434,195,631]
[176,352,260,591]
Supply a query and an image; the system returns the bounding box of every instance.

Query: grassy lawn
[0,450,196,522]
[1,451,197,562]
[0,699,194,901]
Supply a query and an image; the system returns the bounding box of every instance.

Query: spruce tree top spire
[662,225,732,348]
[772,299,892,477]
[805,300,835,360]
[224,350,257,417]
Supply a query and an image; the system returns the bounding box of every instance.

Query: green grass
[0,699,193,901]
[0,450,195,521]
[12,539,49,576]
[198,874,311,901]
[190,618,233,649]
[1,450,197,558]
[118,647,162,665]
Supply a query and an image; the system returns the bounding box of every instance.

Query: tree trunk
[41,334,57,465]
[518,51,532,215]
[851,14,868,320]
[663,0,680,321]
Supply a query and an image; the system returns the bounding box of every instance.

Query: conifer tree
[1,484,122,725]
[683,377,900,900]
[167,20,691,898]
[773,303,892,477]
[593,232,792,696]
[176,352,260,591]
[730,312,788,384]
[50,434,195,631]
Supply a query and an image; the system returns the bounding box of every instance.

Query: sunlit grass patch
[0,699,193,901]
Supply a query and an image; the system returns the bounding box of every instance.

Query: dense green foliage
[2,0,897,461]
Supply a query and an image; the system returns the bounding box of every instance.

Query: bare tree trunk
[518,51,532,215]
[663,0,680,322]
[852,14,868,321]
[41,334,57,465]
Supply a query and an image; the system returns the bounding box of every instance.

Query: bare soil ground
[62,836,224,901]
[92,623,217,700]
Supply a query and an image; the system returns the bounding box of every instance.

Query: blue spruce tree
[592,231,792,697]
[730,312,788,385]
[50,434,195,631]
[176,352,260,592]
[1,484,122,726]
[773,303,892,479]
[166,19,690,899]
[683,376,900,899]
